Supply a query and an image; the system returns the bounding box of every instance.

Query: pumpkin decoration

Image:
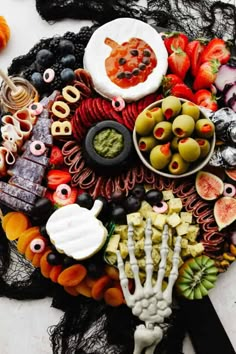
[83,18,168,102]
[0,16,10,50]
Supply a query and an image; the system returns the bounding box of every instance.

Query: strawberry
[193,59,220,91]
[49,146,64,167]
[194,89,218,111]
[163,32,189,54]
[52,187,78,206]
[185,39,206,77]
[200,38,231,65]
[46,169,71,190]
[170,82,195,102]
[162,74,182,95]
[168,47,190,80]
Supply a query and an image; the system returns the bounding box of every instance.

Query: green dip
[93,128,124,158]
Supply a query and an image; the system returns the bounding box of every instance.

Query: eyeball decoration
[55,184,72,200]
[28,102,43,116]
[30,238,46,253]
[223,183,236,197]
[30,140,46,156]
[153,201,168,213]
[112,96,125,111]
[43,68,55,83]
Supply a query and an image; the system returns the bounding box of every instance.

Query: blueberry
[47,252,62,265]
[87,262,103,278]
[124,195,141,213]
[36,49,54,67]
[60,54,76,68]
[63,256,76,267]
[77,192,93,210]
[60,68,76,83]
[30,72,44,90]
[31,198,53,217]
[111,206,126,224]
[131,184,146,200]
[58,39,75,55]
[145,189,163,206]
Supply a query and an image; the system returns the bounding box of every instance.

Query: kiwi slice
[175,255,218,300]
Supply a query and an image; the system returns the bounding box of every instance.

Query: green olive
[178,137,201,162]
[172,114,195,138]
[153,121,172,142]
[138,136,157,152]
[150,142,172,170]
[135,110,156,136]
[168,153,190,174]
[171,136,181,151]
[149,106,164,123]
[181,101,200,121]
[196,138,211,158]
[195,118,215,138]
[161,96,181,120]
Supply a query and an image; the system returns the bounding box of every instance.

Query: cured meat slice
[0,181,36,204]
[0,190,34,214]
[8,157,45,184]
[9,176,46,197]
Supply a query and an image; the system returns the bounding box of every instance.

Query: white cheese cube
[139,200,153,219]
[176,222,189,236]
[153,213,167,230]
[119,242,129,259]
[173,236,188,249]
[135,239,145,258]
[125,261,134,278]
[151,228,162,244]
[168,198,183,213]
[114,225,128,240]
[180,212,193,223]
[185,224,200,243]
[133,222,145,240]
[167,213,181,228]
[127,212,143,226]
[188,243,204,257]
[162,190,174,200]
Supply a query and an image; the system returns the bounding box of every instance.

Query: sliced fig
[214,196,236,231]
[215,64,236,92]
[195,171,224,201]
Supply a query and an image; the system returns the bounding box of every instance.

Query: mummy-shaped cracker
[116,220,181,354]
[46,200,108,260]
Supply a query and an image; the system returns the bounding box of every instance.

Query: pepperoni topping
[105,37,157,89]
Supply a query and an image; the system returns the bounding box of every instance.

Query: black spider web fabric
[35,0,236,42]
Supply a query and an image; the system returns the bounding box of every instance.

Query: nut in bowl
[133,96,216,178]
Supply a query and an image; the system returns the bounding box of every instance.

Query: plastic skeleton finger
[154,224,169,297]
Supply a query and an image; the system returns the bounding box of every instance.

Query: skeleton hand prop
[116,219,182,354]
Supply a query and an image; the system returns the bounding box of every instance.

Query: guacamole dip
[93,128,124,158]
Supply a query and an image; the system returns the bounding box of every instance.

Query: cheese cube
[168,198,183,213]
[105,233,120,265]
[176,222,189,236]
[185,224,200,243]
[127,212,143,226]
[151,247,161,269]
[180,212,193,223]
[153,214,167,230]
[135,239,145,258]
[133,222,145,240]
[173,236,188,249]
[167,213,181,228]
[125,261,134,278]
[162,190,174,200]
[188,243,204,257]
[151,228,162,244]
[114,225,128,240]
[139,200,153,219]
[119,242,129,259]
[137,258,146,270]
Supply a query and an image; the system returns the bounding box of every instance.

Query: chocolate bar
[7,157,45,184]
[9,176,46,197]
[0,191,34,214]
[0,181,37,204]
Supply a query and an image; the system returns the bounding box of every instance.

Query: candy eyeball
[153,201,168,213]
[55,184,72,200]
[30,140,46,156]
[112,96,125,111]
[30,238,46,253]
[29,102,43,116]
[223,183,236,197]
[43,68,55,83]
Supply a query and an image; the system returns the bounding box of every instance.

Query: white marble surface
[0,1,236,353]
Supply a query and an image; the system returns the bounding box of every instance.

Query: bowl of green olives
[133,96,216,178]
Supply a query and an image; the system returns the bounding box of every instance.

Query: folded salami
[9,176,46,197]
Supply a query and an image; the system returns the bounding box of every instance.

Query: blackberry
[48,36,61,54]
[23,67,35,80]
[74,43,85,61]
[50,76,63,92]
[64,31,77,42]
[77,26,93,44]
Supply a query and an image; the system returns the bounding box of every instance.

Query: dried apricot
[50,265,63,283]
[5,212,29,240]
[64,286,79,297]
[40,250,54,278]
[104,265,120,280]
[91,275,112,301]
[75,279,92,298]
[57,264,87,287]
[2,212,18,232]
[104,287,124,307]
[17,227,40,254]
